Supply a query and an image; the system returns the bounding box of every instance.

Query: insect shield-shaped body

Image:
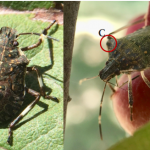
[99,25,150,139]
[0,27,29,122]
[0,20,59,145]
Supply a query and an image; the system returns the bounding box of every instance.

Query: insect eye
[13,41,19,47]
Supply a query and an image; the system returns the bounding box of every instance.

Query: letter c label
[99,29,105,37]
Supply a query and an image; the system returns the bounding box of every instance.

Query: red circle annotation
[100,35,117,52]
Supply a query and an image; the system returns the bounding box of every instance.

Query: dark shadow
[44,72,63,83]
[47,23,59,68]
[49,23,59,35]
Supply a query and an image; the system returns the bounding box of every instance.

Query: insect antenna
[79,75,99,85]
[109,18,144,35]
[16,20,59,42]
[16,32,59,42]
[99,82,107,140]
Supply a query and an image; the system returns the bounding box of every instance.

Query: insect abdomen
[0,81,24,123]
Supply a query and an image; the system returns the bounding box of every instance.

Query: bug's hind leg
[27,67,59,103]
[141,70,150,87]
[7,88,40,145]
[128,74,133,121]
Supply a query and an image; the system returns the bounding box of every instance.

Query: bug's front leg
[27,67,59,103]
[7,88,40,145]
[98,82,107,140]
[128,74,133,121]
[107,83,116,93]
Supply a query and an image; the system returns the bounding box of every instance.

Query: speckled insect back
[0,20,59,145]
[0,27,29,123]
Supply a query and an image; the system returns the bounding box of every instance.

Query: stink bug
[0,20,59,145]
[98,18,150,139]
[80,17,150,140]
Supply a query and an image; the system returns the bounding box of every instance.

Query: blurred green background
[64,1,148,150]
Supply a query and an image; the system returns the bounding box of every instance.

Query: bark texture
[64,1,80,134]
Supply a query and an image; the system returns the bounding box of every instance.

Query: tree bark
[64,1,80,135]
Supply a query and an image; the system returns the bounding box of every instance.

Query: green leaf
[0,13,63,149]
[108,123,150,150]
[0,2,55,11]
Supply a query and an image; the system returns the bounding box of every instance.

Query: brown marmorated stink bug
[80,17,150,140]
[0,20,59,145]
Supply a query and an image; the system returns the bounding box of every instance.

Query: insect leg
[119,75,140,88]
[20,20,57,51]
[107,83,116,93]
[7,88,40,145]
[27,67,59,103]
[115,76,118,87]
[128,74,133,121]
[141,70,150,88]
[98,82,107,140]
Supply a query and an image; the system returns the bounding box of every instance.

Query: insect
[80,17,150,140]
[0,20,59,145]
[98,17,150,139]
